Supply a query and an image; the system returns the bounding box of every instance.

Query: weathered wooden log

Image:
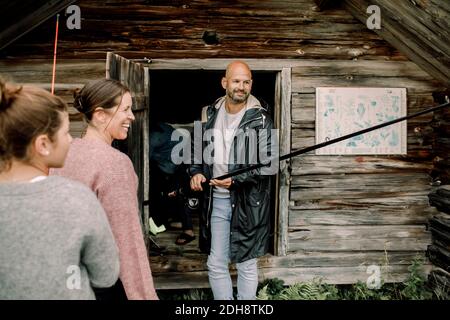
[428,215,450,255]
[430,227,450,250]
[292,75,445,94]
[289,206,435,226]
[149,251,427,274]
[288,225,431,252]
[152,264,433,289]
[427,244,450,273]
[428,188,450,214]
[295,155,433,171]
[429,215,450,234]
[259,264,432,286]
[2,0,409,61]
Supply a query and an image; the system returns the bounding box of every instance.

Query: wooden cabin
[1,0,449,290]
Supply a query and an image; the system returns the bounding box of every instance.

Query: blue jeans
[207,197,258,300]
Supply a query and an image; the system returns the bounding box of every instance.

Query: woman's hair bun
[72,87,85,113]
[0,80,6,111]
[0,79,21,113]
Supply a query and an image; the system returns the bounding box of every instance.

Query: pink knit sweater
[51,138,158,300]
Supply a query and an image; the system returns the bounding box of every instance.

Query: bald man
[189,61,276,300]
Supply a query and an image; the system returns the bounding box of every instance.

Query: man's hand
[209,178,232,189]
[190,173,207,191]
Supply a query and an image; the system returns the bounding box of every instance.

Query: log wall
[431,91,450,185]
[274,60,443,285]
[342,0,450,86]
[1,0,405,60]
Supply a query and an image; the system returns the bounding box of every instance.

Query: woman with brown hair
[51,79,158,300]
[0,79,120,299]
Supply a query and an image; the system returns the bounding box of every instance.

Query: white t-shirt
[213,102,247,198]
[29,176,47,183]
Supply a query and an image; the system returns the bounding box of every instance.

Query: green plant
[257,278,285,299]
[262,278,339,300]
[181,288,214,300]
[399,256,433,300]
[278,282,324,300]
[339,281,391,300]
[256,285,271,300]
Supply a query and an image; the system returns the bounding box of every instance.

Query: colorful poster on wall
[315,87,407,155]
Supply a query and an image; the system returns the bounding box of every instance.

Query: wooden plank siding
[342,0,450,86]
[0,59,105,137]
[285,60,442,284]
[1,0,404,60]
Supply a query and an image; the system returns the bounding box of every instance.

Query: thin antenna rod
[51,14,60,95]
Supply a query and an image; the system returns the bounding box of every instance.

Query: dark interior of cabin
[148,70,278,252]
[149,70,277,124]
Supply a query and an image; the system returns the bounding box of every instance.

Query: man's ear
[221,77,227,90]
[33,134,51,157]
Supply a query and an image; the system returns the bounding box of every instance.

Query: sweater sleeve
[81,191,120,289]
[96,154,159,300]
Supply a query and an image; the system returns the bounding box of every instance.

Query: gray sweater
[0,176,120,300]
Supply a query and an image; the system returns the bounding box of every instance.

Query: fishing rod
[211,99,450,181]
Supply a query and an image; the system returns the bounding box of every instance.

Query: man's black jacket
[189,95,277,263]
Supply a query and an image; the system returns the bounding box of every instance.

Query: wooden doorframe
[136,59,292,256]
[275,67,291,256]
[106,52,151,242]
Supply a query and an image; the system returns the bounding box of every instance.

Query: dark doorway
[149,70,276,124]
[148,70,278,254]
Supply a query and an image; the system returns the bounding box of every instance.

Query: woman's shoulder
[73,138,133,168]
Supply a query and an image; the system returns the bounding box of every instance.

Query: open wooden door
[106,52,150,240]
